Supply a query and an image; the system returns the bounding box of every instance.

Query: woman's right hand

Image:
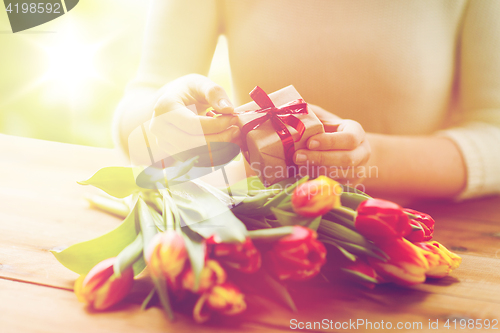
[149,74,240,156]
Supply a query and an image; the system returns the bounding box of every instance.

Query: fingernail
[219,99,233,110]
[295,153,307,163]
[309,140,320,149]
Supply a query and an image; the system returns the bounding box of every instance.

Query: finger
[308,120,365,150]
[294,143,370,167]
[199,115,239,134]
[205,126,241,143]
[155,122,241,153]
[193,77,234,114]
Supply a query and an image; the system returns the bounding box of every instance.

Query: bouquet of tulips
[53,158,461,324]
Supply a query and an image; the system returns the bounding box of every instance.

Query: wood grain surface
[1,134,499,332]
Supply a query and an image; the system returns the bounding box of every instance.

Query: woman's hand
[149,74,240,155]
[294,104,371,185]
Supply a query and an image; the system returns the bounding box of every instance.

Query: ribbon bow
[240,86,308,176]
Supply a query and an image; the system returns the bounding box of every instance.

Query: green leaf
[84,194,130,218]
[333,240,387,262]
[318,236,356,262]
[308,216,322,231]
[248,226,294,242]
[263,176,309,209]
[51,197,142,275]
[77,166,141,199]
[268,207,319,229]
[180,227,206,291]
[141,288,156,311]
[163,192,174,231]
[256,269,297,312]
[230,191,275,215]
[137,198,159,251]
[227,176,266,195]
[171,181,247,242]
[318,219,373,249]
[323,212,357,231]
[235,214,271,230]
[331,206,357,220]
[113,233,144,277]
[148,205,166,232]
[232,268,297,312]
[152,275,175,321]
[339,192,370,211]
[340,268,378,284]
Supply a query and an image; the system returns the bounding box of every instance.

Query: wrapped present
[235,86,324,186]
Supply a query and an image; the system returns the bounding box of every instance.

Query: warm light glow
[41,36,101,95]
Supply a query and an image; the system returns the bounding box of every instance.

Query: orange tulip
[414,241,462,278]
[74,257,134,310]
[193,283,247,323]
[292,176,342,217]
[181,259,227,293]
[368,238,429,286]
[145,231,189,288]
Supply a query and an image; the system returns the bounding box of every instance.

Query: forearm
[363,133,467,198]
[112,85,164,152]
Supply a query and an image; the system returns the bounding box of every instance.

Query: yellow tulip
[414,241,462,278]
[292,176,342,217]
[181,260,227,293]
[145,231,189,288]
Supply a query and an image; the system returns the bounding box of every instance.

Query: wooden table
[1,134,500,332]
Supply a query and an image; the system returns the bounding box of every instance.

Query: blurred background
[0,0,232,148]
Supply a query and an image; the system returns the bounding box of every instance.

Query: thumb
[195,77,234,114]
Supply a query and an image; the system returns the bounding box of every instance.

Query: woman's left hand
[294,104,371,185]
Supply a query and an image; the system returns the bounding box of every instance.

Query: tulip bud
[414,241,462,278]
[193,283,247,323]
[292,176,342,217]
[368,238,429,286]
[181,260,227,293]
[145,231,189,288]
[74,257,134,310]
[266,225,327,281]
[207,237,261,273]
[355,199,412,242]
[403,208,435,242]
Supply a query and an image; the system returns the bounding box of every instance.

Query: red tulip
[181,259,227,293]
[265,226,327,281]
[404,208,435,242]
[355,199,412,242]
[74,257,134,310]
[193,283,247,323]
[207,237,261,273]
[368,238,429,286]
[145,231,189,288]
[292,176,342,217]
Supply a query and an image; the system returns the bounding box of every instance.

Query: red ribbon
[239,86,308,177]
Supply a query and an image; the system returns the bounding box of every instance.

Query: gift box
[235,86,325,186]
